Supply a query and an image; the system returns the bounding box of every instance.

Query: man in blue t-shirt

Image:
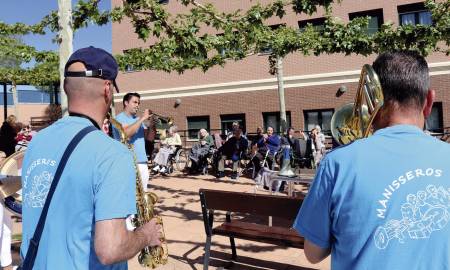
[21,47,162,269]
[112,92,150,190]
[294,52,450,269]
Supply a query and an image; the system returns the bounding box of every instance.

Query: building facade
[1,88,58,124]
[112,0,450,138]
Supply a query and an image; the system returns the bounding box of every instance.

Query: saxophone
[109,116,169,268]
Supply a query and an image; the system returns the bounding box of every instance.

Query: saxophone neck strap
[20,125,97,270]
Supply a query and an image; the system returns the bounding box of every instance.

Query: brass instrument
[145,113,174,141]
[331,64,384,145]
[0,150,25,215]
[139,110,174,127]
[109,116,168,268]
[150,113,174,126]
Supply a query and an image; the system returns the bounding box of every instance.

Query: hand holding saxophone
[137,218,163,247]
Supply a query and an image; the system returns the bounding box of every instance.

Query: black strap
[21,126,97,270]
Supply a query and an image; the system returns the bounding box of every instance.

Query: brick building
[112,0,450,139]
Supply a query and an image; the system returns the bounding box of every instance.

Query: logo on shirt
[23,158,56,208]
[373,184,450,249]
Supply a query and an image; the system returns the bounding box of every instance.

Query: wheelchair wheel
[175,149,188,171]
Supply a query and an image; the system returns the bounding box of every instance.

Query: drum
[0,150,24,215]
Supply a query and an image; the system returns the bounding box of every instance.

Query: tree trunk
[11,82,19,120]
[58,0,73,116]
[276,56,287,134]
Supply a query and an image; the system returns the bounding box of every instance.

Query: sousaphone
[331,64,384,145]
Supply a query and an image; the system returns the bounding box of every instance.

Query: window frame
[220,113,246,135]
[262,111,291,134]
[398,2,432,26]
[298,17,326,32]
[186,115,210,140]
[349,9,384,35]
[303,108,335,135]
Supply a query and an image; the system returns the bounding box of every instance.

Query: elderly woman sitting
[152,126,182,174]
[188,129,214,174]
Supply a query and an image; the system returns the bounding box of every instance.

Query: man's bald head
[64,62,110,101]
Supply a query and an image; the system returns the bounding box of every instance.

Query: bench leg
[230,237,237,260]
[203,236,212,270]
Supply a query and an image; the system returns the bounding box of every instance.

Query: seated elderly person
[281,127,302,158]
[152,126,182,174]
[188,129,214,174]
[251,126,280,176]
[216,128,248,180]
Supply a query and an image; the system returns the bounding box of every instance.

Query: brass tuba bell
[331,64,384,145]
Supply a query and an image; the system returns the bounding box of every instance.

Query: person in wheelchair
[152,125,182,174]
[251,126,281,176]
[216,128,248,179]
[188,129,214,174]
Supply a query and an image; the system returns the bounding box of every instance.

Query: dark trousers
[252,151,275,175]
[145,140,155,159]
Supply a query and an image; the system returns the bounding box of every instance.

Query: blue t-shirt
[21,116,136,270]
[112,112,147,163]
[294,125,450,270]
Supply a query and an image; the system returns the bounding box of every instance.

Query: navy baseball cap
[64,46,120,93]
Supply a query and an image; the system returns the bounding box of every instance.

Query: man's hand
[136,218,163,247]
[94,217,162,265]
[143,109,151,120]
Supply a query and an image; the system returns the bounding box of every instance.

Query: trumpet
[139,109,174,127]
[150,113,174,126]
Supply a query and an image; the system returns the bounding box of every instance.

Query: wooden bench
[199,189,304,269]
[30,116,54,130]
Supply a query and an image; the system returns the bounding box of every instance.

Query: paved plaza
[10,171,330,269]
[127,172,330,270]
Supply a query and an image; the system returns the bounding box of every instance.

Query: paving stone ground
[11,171,330,270]
[127,172,331,270]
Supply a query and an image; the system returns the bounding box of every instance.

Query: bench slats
[200,189,303,219]
[213,220,304,248]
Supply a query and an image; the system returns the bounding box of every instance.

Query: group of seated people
[150,121,326,178]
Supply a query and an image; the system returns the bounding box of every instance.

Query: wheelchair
[151,146,188,174]
[186,146,215,175]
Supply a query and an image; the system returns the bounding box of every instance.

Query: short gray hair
[373,51,429,110]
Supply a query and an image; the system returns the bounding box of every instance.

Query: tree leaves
[1,0,449,87]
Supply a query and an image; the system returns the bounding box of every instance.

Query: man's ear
[104,81,113,104]
[423,89,435,118]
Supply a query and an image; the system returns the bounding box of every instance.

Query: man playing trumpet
[113,92,151,191]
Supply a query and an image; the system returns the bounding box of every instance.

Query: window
[298,17,326,32]
[349,9,384,35]
[220,114,246,135]
[304,109,334,135]
[259,24,284,55]
[398,2,432,26]
[123,50,135,72]
[262,112,291,134]
[216,32,241,57]
[425,102,443,132]
[187,116,210,139]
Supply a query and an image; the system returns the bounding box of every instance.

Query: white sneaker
[152,165,160,172]
[160,167,167,173]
